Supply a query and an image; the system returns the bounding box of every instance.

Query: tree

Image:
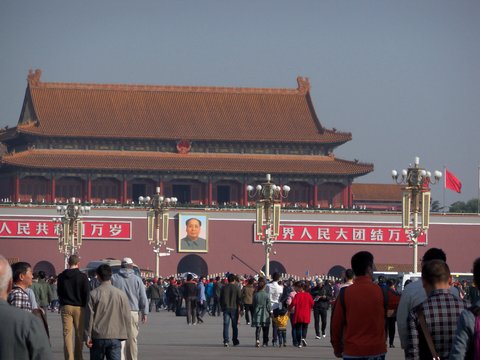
[430,200,442,212]
[449,199,479,213]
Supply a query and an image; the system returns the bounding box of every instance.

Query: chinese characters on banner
[0,219,132,240]
[255,224,427,245]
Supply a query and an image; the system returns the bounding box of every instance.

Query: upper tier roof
[15,69,351,144]
[1,149,373,176]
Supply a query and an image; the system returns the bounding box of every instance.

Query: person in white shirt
[266,272,283,346]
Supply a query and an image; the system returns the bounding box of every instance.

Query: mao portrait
[178,214,208,253]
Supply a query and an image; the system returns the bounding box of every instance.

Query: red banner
[255,223,427,245]
[0,219,132,240]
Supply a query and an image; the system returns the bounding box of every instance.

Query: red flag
[445,169,462,193]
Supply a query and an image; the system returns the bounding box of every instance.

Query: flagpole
[477,165,479,215]
[443,165,446,213]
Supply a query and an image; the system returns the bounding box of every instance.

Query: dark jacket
[220,283,242,311]
[310,284,332,310]
[182,281,198,300]
[57,268,90,307]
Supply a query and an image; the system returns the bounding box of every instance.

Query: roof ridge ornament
[27,69,42,86]
[296,76,310,94]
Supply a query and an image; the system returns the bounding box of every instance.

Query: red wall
[0,208,478,277]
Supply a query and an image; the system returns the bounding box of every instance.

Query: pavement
[48,308,406,360]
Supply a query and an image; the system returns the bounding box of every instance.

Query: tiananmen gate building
[0,70,477,278]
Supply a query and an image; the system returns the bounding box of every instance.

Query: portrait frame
[178,213,208,253]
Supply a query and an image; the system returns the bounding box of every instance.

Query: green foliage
[449,199,479,213]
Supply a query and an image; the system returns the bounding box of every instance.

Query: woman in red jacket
[288,281,314,348]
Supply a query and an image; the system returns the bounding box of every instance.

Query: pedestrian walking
[84,264,131,360]
[57,254,90,360]
[220,273,242,347]
[252,277,271,347]
[112,257,148,360]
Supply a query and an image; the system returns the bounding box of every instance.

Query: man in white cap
[112,257,148,360]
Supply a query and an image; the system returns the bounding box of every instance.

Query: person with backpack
[406,260,467,360]
[450,257,480,360]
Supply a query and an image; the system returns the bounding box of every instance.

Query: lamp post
[247,174,290,278]
[392,157,442,273]
[53,197,90,269]
[139,187,177,278]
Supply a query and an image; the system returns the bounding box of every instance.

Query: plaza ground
[48,309,406,360]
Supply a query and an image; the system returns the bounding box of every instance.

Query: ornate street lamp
[392,157,442,273]
[139,187,177,277]
[53,197,90,269]
[247,174,290,278]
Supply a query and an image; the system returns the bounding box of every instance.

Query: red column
[159,178,164,195]
[122,177,128,204]
[342,185,348,208]
[13,175,20,202]
[245,182,249,206]
[313,183,318,208]
[50,176,56,203]
[87,176,92,202]
[208,179,213,205]
[347,182,352,208]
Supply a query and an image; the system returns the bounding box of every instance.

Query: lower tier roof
[1,149,373,176]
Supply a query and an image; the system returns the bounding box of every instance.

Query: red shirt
[331,275,387,357]
[288,291,313,324]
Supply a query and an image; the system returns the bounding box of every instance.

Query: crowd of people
[1,249,479,359]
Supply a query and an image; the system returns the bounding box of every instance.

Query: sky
[1,0,479,207]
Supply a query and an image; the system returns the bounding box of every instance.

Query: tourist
[267,272,283,346]
[241,277,255,325]
[31,270,52,318]
[57,254,90,360]
[288,281,314,348]
[310,278,331,339]
[406,260,467,359]
[7,261,33,312]
[252,277,271,347]
[213,276,223,316]
[112,257,148,360]
[182,274,198,325]
[0,254,52,359]
[397,248,460,350]
[331,251,386,359]
[286,281,299,346]
[84,264,131,360]
[450,257,480,359]
[220,273,242,347]
[146,278,162,313]
[205,278,214,314]
[385,279,401,348]
[340,268,354,288]
[272,304,289,347]
[196,276,207,323]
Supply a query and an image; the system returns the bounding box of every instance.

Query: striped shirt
[406,289,467,360]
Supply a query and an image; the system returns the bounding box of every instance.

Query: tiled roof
[352,183,402,202]
[1,149,373,176]
[17,70,351,144]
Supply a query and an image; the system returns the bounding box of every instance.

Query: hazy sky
[1,1,479,206]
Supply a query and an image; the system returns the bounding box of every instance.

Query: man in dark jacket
[220,273,242,347]
[182,274,198,325]
[146,278,162,313]
[57,254,90,360]
[310,279,331,339]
